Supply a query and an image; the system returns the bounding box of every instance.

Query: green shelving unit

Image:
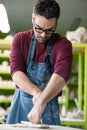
[61,43,87,130]
[0,39,14,123]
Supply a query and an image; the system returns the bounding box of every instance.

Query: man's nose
[41,31,47,37]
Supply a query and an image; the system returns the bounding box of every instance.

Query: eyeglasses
[34,23,55,35]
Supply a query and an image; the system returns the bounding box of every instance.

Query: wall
[57,0,87,34]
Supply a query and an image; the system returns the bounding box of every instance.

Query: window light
[0,3,10,33]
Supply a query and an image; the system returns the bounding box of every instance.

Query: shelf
[0,71,11,80]
[68,83,78,89]
[0,118,3,124]
[0,86,15,90]
[0,71,10,79]
[0,39,11,49]
[0,100,12,104]
[59,101,67,105]
[70,72,78,76]
[0,86,15,95]
[61,118,84,126]
[72,43,87,48]
[0,54,9,59]
[0,71,10,74]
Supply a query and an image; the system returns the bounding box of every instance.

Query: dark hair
[33,0,60,20]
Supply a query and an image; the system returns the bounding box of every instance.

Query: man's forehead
[34,16,57,28]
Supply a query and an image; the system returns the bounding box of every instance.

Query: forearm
[12,71,41,96]
[39,73,65,104]
[28,73,65,123]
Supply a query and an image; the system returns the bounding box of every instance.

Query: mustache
[37,36,50,40]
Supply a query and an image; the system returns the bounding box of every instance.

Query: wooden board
[0,124,83,130]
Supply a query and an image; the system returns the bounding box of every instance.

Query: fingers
[27,112,41,124]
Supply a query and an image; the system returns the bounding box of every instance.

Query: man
[6,0,72,125]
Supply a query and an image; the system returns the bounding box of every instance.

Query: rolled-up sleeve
[10,33,26,76]
[53,39,73,82]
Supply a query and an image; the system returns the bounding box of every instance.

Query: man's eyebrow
[35,24,42,28]
[35,23,55,30]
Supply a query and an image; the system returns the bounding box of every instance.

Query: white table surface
[0,124,83,130]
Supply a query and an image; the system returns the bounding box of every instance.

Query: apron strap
[27,34,36,65]
[45,34,56,73]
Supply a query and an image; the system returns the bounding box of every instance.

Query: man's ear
[32,13,35,24]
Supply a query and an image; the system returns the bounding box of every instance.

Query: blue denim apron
[6,35,60,125]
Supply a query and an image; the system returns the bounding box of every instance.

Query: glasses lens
[35,27,43,33]
[34,23,55,34]
[46,29,55,34]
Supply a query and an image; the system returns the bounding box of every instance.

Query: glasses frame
[34,23,56,35]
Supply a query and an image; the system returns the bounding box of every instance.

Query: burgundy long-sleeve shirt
[10,30,72,88]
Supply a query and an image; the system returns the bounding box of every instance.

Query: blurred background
[0,0,87,37]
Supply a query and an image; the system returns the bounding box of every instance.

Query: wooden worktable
[0,124,83,130]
